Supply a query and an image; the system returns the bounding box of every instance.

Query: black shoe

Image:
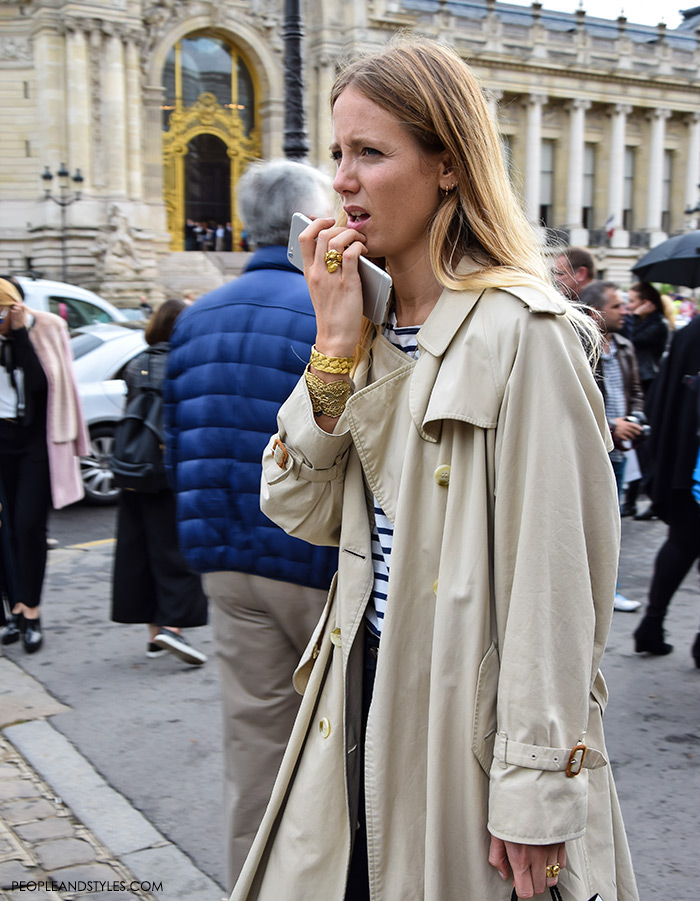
[146,641,167,659]
[152,628,206,665]
[692,633,700,669]
[1,613,23,645]
[620,503,637,518]
[634,505,659,521]
[634,617,673,656]
[22,617,43,653]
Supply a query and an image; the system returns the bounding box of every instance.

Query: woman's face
[626,290,641,313]
[330,87,448,272]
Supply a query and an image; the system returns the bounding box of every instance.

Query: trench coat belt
[493,732,608,774]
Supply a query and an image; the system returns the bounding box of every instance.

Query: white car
[71,323,147,504]
[18,276,128,329]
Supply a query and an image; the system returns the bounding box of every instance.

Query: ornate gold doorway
[161,34,261,251]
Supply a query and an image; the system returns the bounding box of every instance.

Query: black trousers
[345,628,379,901]
[0,453,51,609]
[111,488,207,627]
[646,489,700,626]
[0,474,19,622]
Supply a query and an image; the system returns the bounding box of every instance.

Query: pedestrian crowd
[2,35,700,901]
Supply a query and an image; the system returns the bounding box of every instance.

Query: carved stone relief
[91,204,145,279]
[0,35,32,64]
[89,28,105,189]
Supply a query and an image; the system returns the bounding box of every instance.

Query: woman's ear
[438,157,457,194]
[439,155,456,183]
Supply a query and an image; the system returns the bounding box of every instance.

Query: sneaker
[152,628,206,665]
[46,537,59,549]
[146,642,167,659]
[614,593,641,612]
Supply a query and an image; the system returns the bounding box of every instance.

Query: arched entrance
[185,133,230,226]
[161,33,261,251]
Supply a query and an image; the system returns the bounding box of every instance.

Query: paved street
[1,505,698,900]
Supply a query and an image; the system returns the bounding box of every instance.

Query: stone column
[65,27,92,190]
[34,27,66,174]
[685,113,700,229]
[141,84,168,231]
[565,99,591,245]
[607,104,631,248]
[125,38,143,200]
[103,30,128,196]
[645,108,671,245]
[524,94,547,224]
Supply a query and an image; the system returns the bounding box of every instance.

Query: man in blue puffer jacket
[163,159,337,891]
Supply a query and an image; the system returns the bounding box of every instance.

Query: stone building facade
[0,0,699,301]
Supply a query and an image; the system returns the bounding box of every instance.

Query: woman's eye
[330,150,342,163]
[362,147,381,157]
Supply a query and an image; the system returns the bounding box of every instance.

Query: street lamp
[41,163,84,283]
[282,0,309,161]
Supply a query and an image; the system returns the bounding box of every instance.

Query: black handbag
[510,890,603,901]
[511,889,563,901]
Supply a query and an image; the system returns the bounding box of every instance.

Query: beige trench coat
[233,284,639,901]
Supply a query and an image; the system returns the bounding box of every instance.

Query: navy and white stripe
[366,313,421,637]
[602,341,627,463]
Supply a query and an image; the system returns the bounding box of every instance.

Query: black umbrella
[631,230,700,288]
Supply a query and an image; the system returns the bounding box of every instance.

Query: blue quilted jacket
[163,245,338,589]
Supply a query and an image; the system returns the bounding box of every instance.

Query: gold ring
[324,249,343,273]
[546,863,561,879]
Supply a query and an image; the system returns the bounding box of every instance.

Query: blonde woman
[236,39,638,901]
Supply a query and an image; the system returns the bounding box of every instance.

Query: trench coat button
[319,717,331,739]
[433,464,451,486]
[330,628,342,647]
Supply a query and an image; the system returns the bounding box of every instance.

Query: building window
[539,139,555,227]
[623,147,635,232]
[582,143,595,229]
[162,35,255,135]
[661,149,673,234]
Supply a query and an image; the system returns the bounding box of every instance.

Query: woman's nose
[333,159,357,196]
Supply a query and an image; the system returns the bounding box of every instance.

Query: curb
[0,652,223,901]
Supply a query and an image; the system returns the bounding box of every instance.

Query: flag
[605,214,615,238]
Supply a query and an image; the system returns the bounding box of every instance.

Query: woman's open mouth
[347,211,370,229]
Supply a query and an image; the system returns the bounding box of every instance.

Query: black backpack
[110,348,169,493]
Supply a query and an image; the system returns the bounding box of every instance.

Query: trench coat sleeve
[260,374,353,547]
[487,307,619,844]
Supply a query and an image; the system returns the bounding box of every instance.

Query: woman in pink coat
[0,277,87,652]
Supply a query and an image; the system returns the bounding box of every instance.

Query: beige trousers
[205,570,327,892]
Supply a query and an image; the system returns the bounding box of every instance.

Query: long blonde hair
[330,37,600,357]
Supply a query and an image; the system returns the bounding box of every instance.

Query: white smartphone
[287,212,393,325]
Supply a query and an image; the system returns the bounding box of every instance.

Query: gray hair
[237,159,333,247]
[579,280,619,311]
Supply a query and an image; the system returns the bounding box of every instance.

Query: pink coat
[28,310,89,509]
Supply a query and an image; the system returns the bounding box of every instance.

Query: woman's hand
[9,303,27,330]
[634,299,656,319]
[299,217,367,358]
[488,836,566,898]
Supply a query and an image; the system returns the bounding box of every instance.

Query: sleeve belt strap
[494,732,608,774]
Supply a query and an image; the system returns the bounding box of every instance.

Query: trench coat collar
[418,264,568,359]
[349,264,570,446]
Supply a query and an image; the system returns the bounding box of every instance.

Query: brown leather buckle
[272,438,288,470]
[565,743,587,777]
